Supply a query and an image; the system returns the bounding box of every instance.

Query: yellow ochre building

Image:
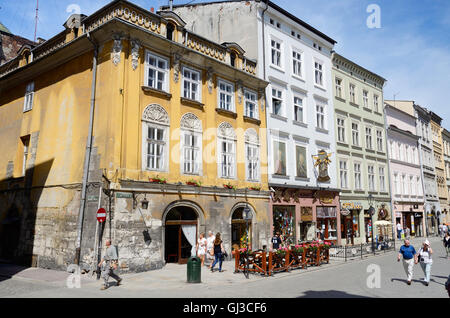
[0,1,269,272]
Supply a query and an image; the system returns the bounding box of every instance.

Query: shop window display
[273,206,296,246]
[316,206,338,241]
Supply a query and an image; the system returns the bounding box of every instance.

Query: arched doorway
[231,204,254,251]
[0,205,21,260]
[164,205,198,264]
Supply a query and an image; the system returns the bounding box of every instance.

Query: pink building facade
[385,101,426,237]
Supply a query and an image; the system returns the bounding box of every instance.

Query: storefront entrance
[341,210,359,245]
[164,206,198,264]
[273,206,296,246]
[231,207,252,250]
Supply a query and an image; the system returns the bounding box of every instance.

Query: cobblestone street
[1,236,448,298]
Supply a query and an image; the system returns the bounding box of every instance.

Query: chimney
[151,7,154,13]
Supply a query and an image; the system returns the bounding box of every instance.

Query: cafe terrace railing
[328,239,395,262]
[234,242,330,277]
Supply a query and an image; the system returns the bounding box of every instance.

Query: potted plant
[186,179,202,187]
[149,175,167,184]
[224,183,236,190]
[249,186,261,191]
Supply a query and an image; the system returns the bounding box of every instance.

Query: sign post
[96,208,106,279]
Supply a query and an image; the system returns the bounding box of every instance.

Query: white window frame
[314,60,324,87]
[362,90,369,108]
[376,129,383,152]
[337,117,346,143]
[181,130,202,176]
[182,66,202,102]
[335,77,343,98]
[373,94,379,112]
[218,137,236,179]
[293,95,304,123]
[246,137,260,182]
[145,50,170,92]
[365,126,373,150]
[316,104,326,129]
[217,78,235,112]
[292,48,303,78]
[143,123,168,172]
[339,159,348,189]
[368,164,375,191]
[23,82,34,112]
[378,166,386,192]
[244,89,258,119]
[349,83,356,104]
[352,121,360,146]
[354,162,362,190]
[271,86,284,116]
[271,38,282,68]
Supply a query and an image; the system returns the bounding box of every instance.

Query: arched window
[142,104,170,172]
[180,113,202,175]
[230,52,236,67]
[218,122,236,179]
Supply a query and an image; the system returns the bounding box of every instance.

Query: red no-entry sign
[97,208,107,223]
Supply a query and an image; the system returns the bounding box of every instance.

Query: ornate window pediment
[245,128,259,145]
[181,113,202,132]
[142,104,169,125]
[218,122,236,140]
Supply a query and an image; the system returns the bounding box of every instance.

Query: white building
[164,1,342,244]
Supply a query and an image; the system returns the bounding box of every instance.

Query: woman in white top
[415,239,433,286]
[206,231,215,267]
[196,233,207,266]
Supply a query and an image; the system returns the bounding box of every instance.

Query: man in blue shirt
[397,239,416,285]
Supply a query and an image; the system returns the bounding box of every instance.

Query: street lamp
[368,194,375,254]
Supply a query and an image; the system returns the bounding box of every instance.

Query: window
[245,130,260,181]
[145,52,169,91]
[218,79,234,111]
[182,132,201,175]
[273,140,286,175]
[349,84,356,104]
[166,23,175,41]
[295,145,307,178]
[24,82,34,112]
[368,165,375,191]
[354,163,362,190]
[339,160,348,189]
[182,67,201,102]
[402,174,408,195]
[399,143,404,161]
[352,122,359,146]
[21,136,30,175]
[394,173,400,195]
[271,39,282,67]
[379,166,386,192]
[405,145,410,163]
[410,175,416,195]
[337,117,346,143]
[220,139,236,178]
[244,89,258,119]
[376,130,383,152]
[293,96,304,123]
[230,52,237,67]
[145,125,167,171]
[272,88,283,116]
[363,90,369,108]
[292,50,302,77]
[365,127,372,150]
[316,105,325,129]
[417,176,422,195]
[335,78,342,98]
[314,61,323,86]
[373,94,379,112]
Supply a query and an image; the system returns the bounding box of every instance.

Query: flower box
[186,180,202,187]
[149,176,167,184]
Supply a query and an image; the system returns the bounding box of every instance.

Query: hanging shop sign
[300,207,313,222]
[341,202,363,210]
[313,150,332,183]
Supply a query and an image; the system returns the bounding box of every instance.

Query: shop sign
[300,207,313,222]
[340,208,350,216]
[341,202,363,210]
[414,213,422,218]
[116,192,133,198]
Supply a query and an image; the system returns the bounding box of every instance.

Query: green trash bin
[187,256,201,283]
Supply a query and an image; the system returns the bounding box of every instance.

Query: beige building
[442,128,450,224]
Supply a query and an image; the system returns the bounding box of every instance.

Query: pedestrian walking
[98,239,122,290]
[396,222,403,240]
[439,224,443,237]
[206,231,215,267]
[443,224,448,235]
[196,233,207,266]
[210,233,225,272]
[443,232,450,258]
[271,232,282,250]
[405,227,410,239]
[415,239,433,286]
[397,239,416,285]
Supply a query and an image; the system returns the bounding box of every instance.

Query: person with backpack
[415,239,433,286]
[98,239,122,290]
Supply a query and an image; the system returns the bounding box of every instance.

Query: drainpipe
[75,32,98,265]
[382,95,396,248]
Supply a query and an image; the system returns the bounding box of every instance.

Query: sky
[1,0,449,129]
